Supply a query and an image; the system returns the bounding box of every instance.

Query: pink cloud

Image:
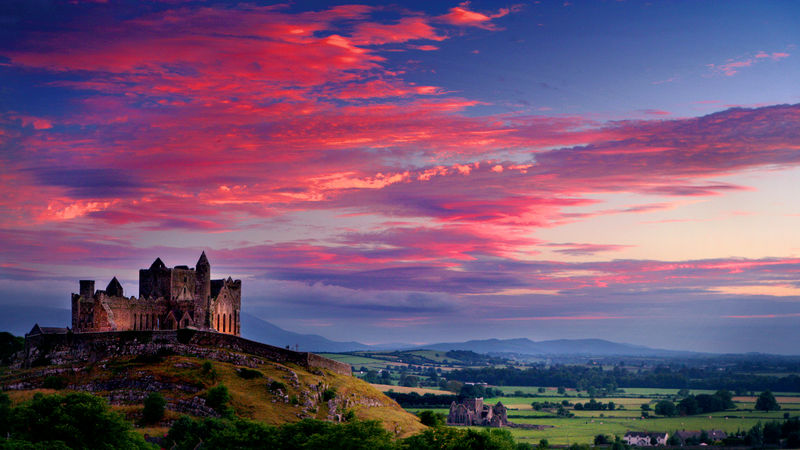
[438,2,517,30]
[708,50,790,76]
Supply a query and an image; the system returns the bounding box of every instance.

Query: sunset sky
[2,0,799,353]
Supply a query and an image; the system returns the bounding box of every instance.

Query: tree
[445,380,463,393]
[418,410,445,427]
[364,370,380,383]
[399,374,419,387]
[0,391,11,436]
[763,421,782,445]
[0,332,24,365]
[594,434,611,445]
[537,387,546,393]
[557,386,566,395]
[7,392,151,448]
[667,433,681,446]
[142,392,166,424]
[640,403,651,411]
[654,400,677,417]
[678,395,699,415]
[755,390,780,411]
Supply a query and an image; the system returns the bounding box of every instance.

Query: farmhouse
[623,431,668,446]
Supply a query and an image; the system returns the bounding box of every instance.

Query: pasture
[400,385,800,445]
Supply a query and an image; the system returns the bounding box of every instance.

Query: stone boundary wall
[23,329,351,376]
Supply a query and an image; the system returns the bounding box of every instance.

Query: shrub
[201,361,217,381]
[206,385,231,413]
[322,387,337,402]
[236,368,263,379]
[142,392,166,424]
[270,381,287,392]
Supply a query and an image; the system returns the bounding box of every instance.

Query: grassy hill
[1,348,426,439]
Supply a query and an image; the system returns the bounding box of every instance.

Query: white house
[623,431,668,446]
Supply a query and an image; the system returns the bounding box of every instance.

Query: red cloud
[438,2,516,30]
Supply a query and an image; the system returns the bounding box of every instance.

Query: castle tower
[195,251,211,327]
[79,280,95,298]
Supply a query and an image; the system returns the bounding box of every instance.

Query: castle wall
[22,330,351,376]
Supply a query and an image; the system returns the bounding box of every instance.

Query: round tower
[195,251,211,328]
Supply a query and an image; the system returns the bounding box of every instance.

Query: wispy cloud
[708,50,790,76]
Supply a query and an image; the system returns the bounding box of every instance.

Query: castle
[72,252,241,335]
[447,398,508,427]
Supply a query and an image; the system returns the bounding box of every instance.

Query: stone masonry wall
[23,330,351,376]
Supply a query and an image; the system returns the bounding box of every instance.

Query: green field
[402,385,800,446]
[318,353,399,370]
[407,407,794,445]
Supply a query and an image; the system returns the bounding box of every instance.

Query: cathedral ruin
[447,398,508,427]
[72,252,241,335]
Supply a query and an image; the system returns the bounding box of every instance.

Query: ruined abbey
[72,252,241,335]
[447,398,508,427]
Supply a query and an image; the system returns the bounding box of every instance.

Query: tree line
[445,365,800,392]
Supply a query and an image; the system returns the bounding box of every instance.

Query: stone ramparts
[23,329,351,376]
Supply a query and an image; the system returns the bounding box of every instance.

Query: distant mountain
[422,337,694,357]
[0,305,71,336]
[240,313,373,352]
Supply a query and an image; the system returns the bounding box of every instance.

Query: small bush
[141,392,166,424]
[42,376,67,390]
[290,395,298,405]
[206,385,231,413]
[201,361,217,381]
[269,381,286,392]
[236,368,263,380]
[322,387,337,401]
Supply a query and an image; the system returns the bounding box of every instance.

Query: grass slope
[1,352,425,439]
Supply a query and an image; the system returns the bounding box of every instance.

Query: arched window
[228,314,232,334]
[222,314,226,333]
[133,314,137,330]
[216,314,219,331]
[145,314,149,329]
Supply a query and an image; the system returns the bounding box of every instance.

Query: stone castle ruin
[72,252,241,335]
[447,397,508,427]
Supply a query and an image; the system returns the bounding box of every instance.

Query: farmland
[406,387,800,445]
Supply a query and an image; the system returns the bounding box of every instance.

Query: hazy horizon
[2,1,799,354]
